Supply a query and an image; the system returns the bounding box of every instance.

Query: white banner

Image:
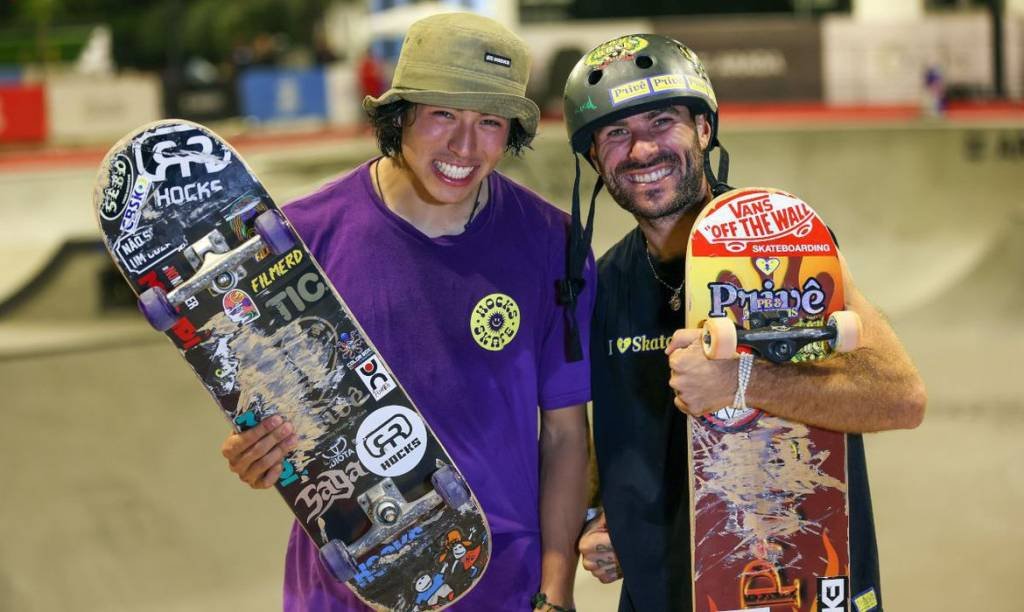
[324,62,363,126]
[45,72,161,143]
[823,14,993,104]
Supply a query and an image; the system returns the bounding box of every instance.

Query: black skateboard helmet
[563,34,720,158]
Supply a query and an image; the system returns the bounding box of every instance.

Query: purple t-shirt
[280,161,594,611]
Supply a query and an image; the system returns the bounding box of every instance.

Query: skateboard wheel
[254,210,296,255]
[702,317,737,360]
[828,310,862,353]
[138,287,180,331]
[432,465,471,510]
[320,540,358,583]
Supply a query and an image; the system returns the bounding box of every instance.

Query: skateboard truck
[701,311,861,364]
[183,228,250,294]
[319,464,471,583]
[137,209,296,331]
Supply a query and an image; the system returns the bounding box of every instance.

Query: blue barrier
[0,66,23,83]
[238,67,327,122]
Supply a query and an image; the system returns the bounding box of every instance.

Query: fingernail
[269,415,282,427]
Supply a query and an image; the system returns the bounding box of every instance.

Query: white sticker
[355,405,428,477]
[355,355,397,400]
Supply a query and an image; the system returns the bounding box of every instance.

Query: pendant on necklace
[669,290,682,312]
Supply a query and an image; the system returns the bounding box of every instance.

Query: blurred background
[1,0,1021,610]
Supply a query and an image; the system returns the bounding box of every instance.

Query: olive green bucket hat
[362,12,540,140]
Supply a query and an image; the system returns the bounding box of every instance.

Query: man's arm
[537,404,589,610]
[667,272,926,433]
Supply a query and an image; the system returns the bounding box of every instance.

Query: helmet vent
[635,55,653,69]
[587,70,603,85]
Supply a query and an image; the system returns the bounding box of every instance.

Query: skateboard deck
[685,187,858,612]
[92,120,490,610]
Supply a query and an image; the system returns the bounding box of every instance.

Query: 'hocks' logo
[355,406,428,477]
[470,293,520,351]
[135,125,231,182]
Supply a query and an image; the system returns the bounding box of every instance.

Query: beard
[604,135,707,221]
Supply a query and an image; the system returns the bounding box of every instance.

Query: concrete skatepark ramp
[0,238,112,321]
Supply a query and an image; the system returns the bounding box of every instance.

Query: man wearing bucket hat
[563,35,926,611]
[220,13,591,611]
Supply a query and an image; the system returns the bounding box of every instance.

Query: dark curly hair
[367,100,532,159]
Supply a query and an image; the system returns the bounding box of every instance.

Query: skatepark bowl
[1,116,1021,612]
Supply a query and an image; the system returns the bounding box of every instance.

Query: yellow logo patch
[470,293,520,351]
[585,35,649,67]
[649,74,686,92]
[610,78,652,105]
[853,588,878,612]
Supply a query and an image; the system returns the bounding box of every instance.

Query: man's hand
[221,415,299,489]
[578,511,621,584]
[665,328,736,417]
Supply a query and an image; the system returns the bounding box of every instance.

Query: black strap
[558,154,602,362]
[702,143,732,197]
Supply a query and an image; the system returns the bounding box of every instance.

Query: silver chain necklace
[642,237,684,312]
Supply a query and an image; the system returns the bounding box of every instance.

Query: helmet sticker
[610,78,652,105]
[585,35,649,68]
[651,74,686,91]
[685,75,717,105]
[609,73,713,107]
[574,96,599,115]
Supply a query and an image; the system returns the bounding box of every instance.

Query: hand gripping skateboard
[684,187,862,612]
[93,120,490,610]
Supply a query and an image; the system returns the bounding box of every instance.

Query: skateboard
[92,120,490,610]
[684,187,862,612]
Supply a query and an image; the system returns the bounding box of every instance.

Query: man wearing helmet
[566,35,926,611]
[220,14,592,611]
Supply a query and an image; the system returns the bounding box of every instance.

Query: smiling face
[399,104,510,206]
[590,104,711,221]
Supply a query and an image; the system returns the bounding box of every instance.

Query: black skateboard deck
[93,119,490,610]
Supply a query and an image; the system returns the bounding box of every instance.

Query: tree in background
[0,0,334,71]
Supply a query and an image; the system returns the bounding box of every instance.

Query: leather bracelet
[531,592,576,612]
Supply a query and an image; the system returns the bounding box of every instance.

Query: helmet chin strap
[703,143,732,197]
[558,153,602,362]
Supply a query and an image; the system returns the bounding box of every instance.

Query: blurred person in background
[219,13,592,612]
[563,34,926,612]
[357,45,385,100]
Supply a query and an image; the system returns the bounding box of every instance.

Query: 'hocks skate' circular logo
[470,293,520,351]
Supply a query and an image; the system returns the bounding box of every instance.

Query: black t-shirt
[591,227,883,612]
